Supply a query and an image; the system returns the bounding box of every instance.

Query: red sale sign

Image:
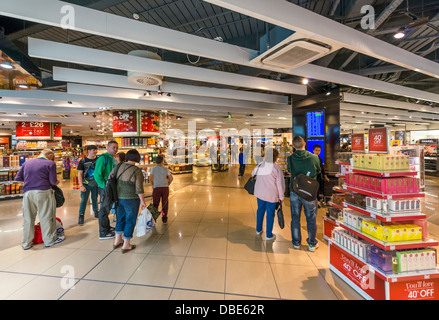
[52,122,62,140]
[16,121,51,140]
[330,244,386,300]
[113,110,138,137]
[352,133,365,152]
[389,279,439,300]
[368,127,389,154]
[140,111,159,136]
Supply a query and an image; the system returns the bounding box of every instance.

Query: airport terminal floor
[0,165,438,300]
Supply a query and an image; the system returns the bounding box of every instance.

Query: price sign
[112,110,138,137]
[16,121,51,140]
[389,279,439,300]
[52,122,62,140]
[140,111,160,136]
[352,133,365,152]
[368,127,389,154]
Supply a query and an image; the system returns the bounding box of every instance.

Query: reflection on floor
[1,165,438,300]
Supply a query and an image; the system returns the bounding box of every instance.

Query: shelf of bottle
[328,239,439,283]
[340,184,425,200]
[352,169,418,177]
[331,219,438,250]
[329,201,427,222]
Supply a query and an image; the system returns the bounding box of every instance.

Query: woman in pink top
[252,148,285,241]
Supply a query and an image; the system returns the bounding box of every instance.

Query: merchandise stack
[324,152,439,300]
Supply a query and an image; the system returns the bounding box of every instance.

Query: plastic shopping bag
[136,208,152,237]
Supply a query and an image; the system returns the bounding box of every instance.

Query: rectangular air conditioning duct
[261,39,331,69]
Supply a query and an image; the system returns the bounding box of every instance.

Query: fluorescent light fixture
[18,84,28,89]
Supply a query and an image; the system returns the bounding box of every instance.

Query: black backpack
[292,174,320,202]
[288,157,320,202]
[101,163,131,209]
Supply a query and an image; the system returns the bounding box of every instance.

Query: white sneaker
[293,244,301,250]
[256,230,262,236]
[308,243,319,252]
[266,234,276,241]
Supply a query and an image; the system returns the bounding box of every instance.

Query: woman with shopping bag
[111,149,146,253]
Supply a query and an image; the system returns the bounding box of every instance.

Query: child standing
[150,155,173,224]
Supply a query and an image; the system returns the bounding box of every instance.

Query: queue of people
[16,137,324,253]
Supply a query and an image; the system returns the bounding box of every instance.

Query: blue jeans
[256,198,276,238]
[290,191,318,246]
[79,184,99,216]
[115,198,140,240]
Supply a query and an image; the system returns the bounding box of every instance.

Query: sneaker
[45,237,65,248]
[266,234,276,241]
[308,243,319,252]
[293,244,301,250]
[256,230,262,236]
[99,230,115,240]
[78,215,84,226]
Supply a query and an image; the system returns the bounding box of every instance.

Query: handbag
[147,203,161,222]
[52,185,65,208]
[276,202,285,229]
[243,164,261,195]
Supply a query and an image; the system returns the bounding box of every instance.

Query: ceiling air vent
[261,40,331,69]
[127,50,163,87]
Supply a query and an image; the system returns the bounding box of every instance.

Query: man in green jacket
[287,136,321,252]
[94,141,119,239]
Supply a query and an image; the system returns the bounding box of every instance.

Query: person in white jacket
[252,148,285,241]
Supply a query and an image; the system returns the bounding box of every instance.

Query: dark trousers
[153,187,169,222]
[239,164,246,176]
[98,187,112,236]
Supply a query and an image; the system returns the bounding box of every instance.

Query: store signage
[388,278,439,300]
[368,127,389,154]
[113,110,138,137]
[419,139,438,145]
[140,111,159,136]
[52,122,62,140]
[352,133,365,152]
[16,121,51,140]
[330,244,386,300]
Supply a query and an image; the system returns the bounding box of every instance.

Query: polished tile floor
[1,165,438,300]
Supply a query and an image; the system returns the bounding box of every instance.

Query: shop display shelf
[328,201,344,211]
[335,160,351,166]
[329,240,439,283]
[352,169,418,177]
[341,184,425,200]
[341,202,427,222]
[334,220,438,251]
[0,194,23,200]
[333,186,349,194]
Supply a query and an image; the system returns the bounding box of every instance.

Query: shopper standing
[252,148,285,241]
[150,155,173,224]
[112,149,146,253]
[94,141,119,239]
[313,144,330,207]
[287,136,321,251]
[77,145,99,225]
[238,147,246,177]
[15,149,63,249]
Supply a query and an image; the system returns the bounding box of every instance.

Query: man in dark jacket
[287,136,321,252]
[313,144,330,207]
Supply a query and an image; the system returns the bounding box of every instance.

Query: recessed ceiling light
[394,27,406,39]
[302,78,309,85]
[0,62,14,69]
